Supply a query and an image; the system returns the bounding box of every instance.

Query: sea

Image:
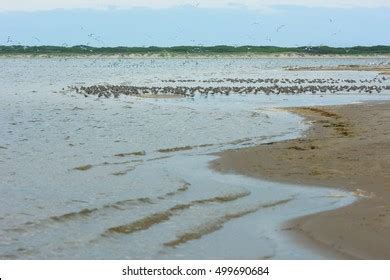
[1,57,389,259]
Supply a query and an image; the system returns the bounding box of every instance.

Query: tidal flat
[0,57,389,259]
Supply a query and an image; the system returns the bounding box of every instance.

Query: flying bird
[332,29,341,36]
[276,25,285,32]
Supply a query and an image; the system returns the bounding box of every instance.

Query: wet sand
[380,70,390,76]
[211,102,390,259]
[287,64,390,75]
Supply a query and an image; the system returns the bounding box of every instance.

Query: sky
[0,0,389,47]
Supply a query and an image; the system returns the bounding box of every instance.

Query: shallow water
[0,57,389,259]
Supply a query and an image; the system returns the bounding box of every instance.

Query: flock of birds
[5,12,340,47]
[163,77,388,84]
[69,76,389,98]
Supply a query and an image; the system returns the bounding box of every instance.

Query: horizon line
[2,44,390,48]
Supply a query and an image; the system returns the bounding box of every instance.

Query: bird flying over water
[276,25,285,32]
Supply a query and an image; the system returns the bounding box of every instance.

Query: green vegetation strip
[1,45,390,56]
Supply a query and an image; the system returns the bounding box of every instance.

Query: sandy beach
[286,64,390,74]
[212,102,390,259]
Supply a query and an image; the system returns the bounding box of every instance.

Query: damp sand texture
[212,102,390,259]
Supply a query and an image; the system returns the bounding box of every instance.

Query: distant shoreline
[1,45,390,58]
[286,65,390,75]
[2,53,390,59]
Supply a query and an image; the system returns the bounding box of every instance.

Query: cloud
[1,0,390,11]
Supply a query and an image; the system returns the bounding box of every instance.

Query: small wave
[73,164,93,171]
[50,208,99,222]
[146,155,172,162]
[72,160,141,175]
[157,146,193,153]
[114,151,146,157]
[101,160,132,166]
[105,191,250,235]
[155,143,215,154]
[158,182,190,199]
[226,138,252,145]
[5,183,191,233]
[111,166,137,176]
[103,197,154,210]
[164,198,293,248]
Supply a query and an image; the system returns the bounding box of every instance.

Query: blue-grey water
[0,57,389,259]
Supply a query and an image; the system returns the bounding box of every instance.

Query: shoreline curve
[210,101,390,259]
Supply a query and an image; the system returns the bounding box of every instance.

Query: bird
[276,25,285,32]
[332,30,340,36]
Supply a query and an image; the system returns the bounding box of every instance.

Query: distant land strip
[1,45,390,56]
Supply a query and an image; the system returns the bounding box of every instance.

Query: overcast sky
[1,0,389,46]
